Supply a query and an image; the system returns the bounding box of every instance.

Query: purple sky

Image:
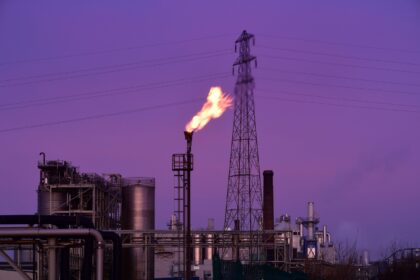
[1,1,419,259]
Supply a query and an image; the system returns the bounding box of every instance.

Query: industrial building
[0,154,339,280]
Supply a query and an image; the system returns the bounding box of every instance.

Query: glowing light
[185,87,233,132]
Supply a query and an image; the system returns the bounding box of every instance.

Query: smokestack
[183,131,193,280]
[307,202,314,240]
[184,131,193,154]
[263,170,274,230]
[263,170,274,263]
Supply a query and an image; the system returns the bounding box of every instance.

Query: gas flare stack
[173,86,232,280]
[172,131,194,280]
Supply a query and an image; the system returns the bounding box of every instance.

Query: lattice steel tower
[224,31,263,238]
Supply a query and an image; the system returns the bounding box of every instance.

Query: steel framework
[224,30,263,260]
[172,132,194,280]
[37,160,121,230]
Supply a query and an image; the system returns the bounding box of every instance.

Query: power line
[259,67,420,88]
[0,98,202,134]
[2,92,417,134]
[0,49,230,83]
[259,77,419,96]
[259,54,420,75]
[258,34,420,55]
[0,33,234,66]
[0,72,229,107]
[258,45,420,67]
[0,73,231,111]
[257,95,420,114]
[0,51,232,87]
[258,88,420,108]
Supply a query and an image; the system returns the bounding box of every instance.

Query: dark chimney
[263,170,274,230]
[263,170,275,263]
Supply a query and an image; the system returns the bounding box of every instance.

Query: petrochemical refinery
[0,30,418,280]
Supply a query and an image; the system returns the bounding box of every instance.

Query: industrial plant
[0,30,418,280]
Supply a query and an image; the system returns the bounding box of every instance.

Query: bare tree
[377,240,420,280]
[305,240,360,280]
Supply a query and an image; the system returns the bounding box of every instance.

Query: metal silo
[121,178,155,280]
[37,188,67,215]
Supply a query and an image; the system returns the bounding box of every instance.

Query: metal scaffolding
[37,159,121,229]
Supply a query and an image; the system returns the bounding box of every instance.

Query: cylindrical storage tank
[37,189,67,215]
[121,178,155,280]
[193,234,202,265]
[205,233,213,260]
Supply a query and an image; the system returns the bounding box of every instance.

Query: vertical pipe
[184,131,193,280]
[100,231,122,280]
[48,238,56,280]
[323,225,328,246]
[60,247,70,280]
[185,154,191,280]
[37,245,43,280]
[96,242,104,280]
[206,218,214,260]
[32,240,36,279]
[233,219,240,261]
[299,223,304,238]
[82,237,93,280]
[39,152,46,185]
[145,235,148,280]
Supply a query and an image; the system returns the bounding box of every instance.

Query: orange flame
[185,87,233,132]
